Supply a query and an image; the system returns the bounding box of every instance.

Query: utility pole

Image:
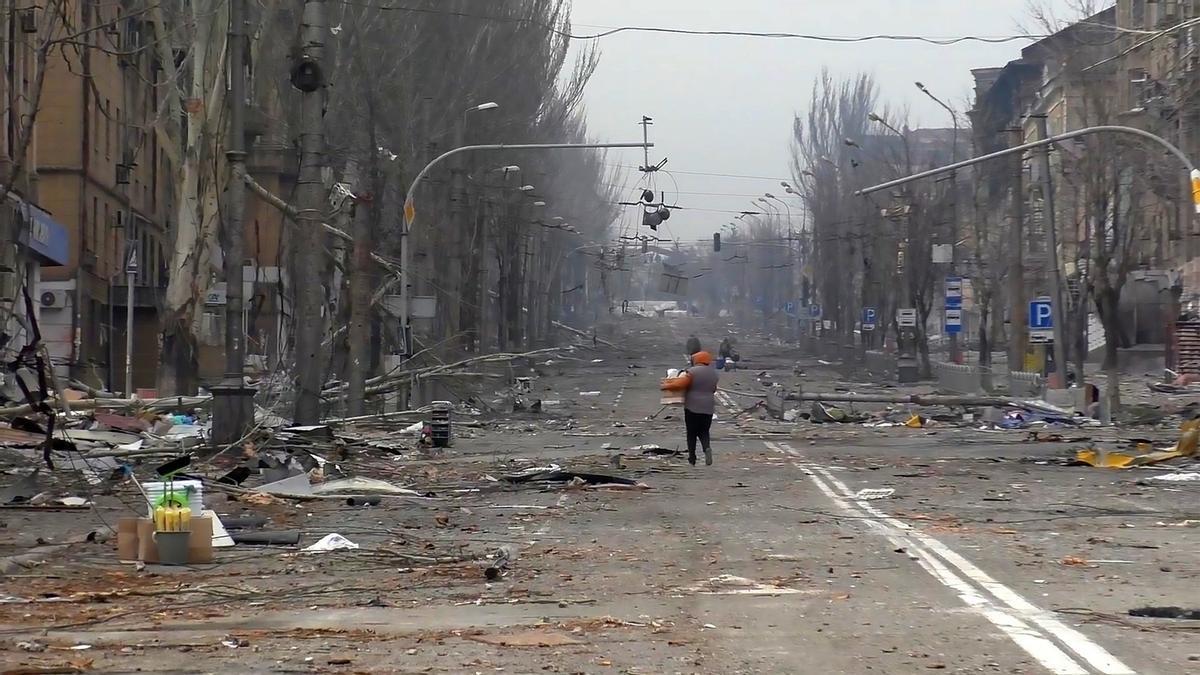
[1007,127,1027,371]
[123,245,136,395]
[1033,115,1069,388]
[346,178,371,417]
[211,0,255,444]
[291,0,328,425]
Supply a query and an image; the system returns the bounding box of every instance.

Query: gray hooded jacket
[684,364,719,415]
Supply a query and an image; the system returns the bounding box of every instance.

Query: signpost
[945,276,963,307]
[809,304,822,320]
[944,276,964,336]
[1029,296,1053,344]
[945,308,962,334]
[862,307,877,331]
[897,308,917,327]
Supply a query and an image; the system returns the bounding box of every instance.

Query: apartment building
[2,2,71,370]
[28,1,170,391]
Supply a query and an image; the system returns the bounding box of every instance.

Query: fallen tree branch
[243,174,400,274]
[554,321,615,347]
[321,348,562,398]
[0,395,212,418]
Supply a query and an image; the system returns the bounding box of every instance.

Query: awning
[6,193,70,266]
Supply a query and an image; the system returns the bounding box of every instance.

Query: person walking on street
[683,351,719,466]
[685,335,701,363]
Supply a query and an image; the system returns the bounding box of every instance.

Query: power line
[331,1,1047,44]
[611,202,767,216]
[606,164,794,182]
[603,183,784,199]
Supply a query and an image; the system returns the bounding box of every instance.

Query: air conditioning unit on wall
[39,290,69,309]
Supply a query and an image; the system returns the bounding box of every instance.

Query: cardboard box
[122,516,214,564]
[117,518,140,561]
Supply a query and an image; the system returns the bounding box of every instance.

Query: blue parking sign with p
[1029,298,1053,329]
[862,307,877,330]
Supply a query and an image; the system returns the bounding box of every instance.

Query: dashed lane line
[765,441,1134,675]
[715,390,738,414]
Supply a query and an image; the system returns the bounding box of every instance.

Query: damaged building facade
[969,2,1200,368]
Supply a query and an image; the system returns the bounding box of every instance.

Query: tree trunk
[158,328,198,396]
[978,293,993,391]
[151,0,227,396]
[1096,287,1121,417]
[346,204,373,416]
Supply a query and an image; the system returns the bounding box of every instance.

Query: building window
[1132,0,1146,28]
[104,99,111,159]
[102,203,109,261]
[1129,68,1148,109]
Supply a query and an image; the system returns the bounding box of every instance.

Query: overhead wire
[330,1,1049,44]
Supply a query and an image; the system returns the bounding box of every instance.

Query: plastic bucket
[154,531,191,565]
[143,480,204,515]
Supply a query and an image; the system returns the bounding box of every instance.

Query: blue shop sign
[11,195,69,266]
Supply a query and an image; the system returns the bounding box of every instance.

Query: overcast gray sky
[569,0,1079,241]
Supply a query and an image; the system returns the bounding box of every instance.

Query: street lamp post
[449,102,500,353]
[123,244,137,396]
[916,83,964,364]
[868,113,918,378]
[399,141,651,408]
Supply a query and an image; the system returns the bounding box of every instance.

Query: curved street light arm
[855,125,1196,196]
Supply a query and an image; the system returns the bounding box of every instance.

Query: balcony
[109,279,165,308]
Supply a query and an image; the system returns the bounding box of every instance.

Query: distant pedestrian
[682,351,719,466]
[685,335,701,362]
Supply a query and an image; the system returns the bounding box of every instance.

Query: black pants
[685,409,713,453]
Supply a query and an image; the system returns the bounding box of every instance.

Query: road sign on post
[945,308,962,334]
[945,276,963,309]
[897,308,917,327]
[862,307,877,331]
[809,304,822,319]
[1029,296,1053,343]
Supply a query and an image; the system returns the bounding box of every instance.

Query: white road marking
[715,390,738,413]
[765,441,1134,675]
[612,384,626,411]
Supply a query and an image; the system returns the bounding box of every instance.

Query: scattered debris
[1074,419,1199,468]
[681,574,804,596]
[228,530,301,546]
[485,545,516,580]
[502,467,640,487]
[810,402,867,424]
[465,630,584,647]
[303,533,359,552]
[312,477,419,496]
[1148,472,1200,482]
[1129,607,1200,620]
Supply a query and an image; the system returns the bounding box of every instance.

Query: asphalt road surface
[3,315,1199,674]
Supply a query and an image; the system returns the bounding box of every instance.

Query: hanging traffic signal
[713,233,721,252]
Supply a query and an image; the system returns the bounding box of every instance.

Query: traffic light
[713,233,721,252]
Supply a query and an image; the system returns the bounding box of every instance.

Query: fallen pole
[784,392,1018,406]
